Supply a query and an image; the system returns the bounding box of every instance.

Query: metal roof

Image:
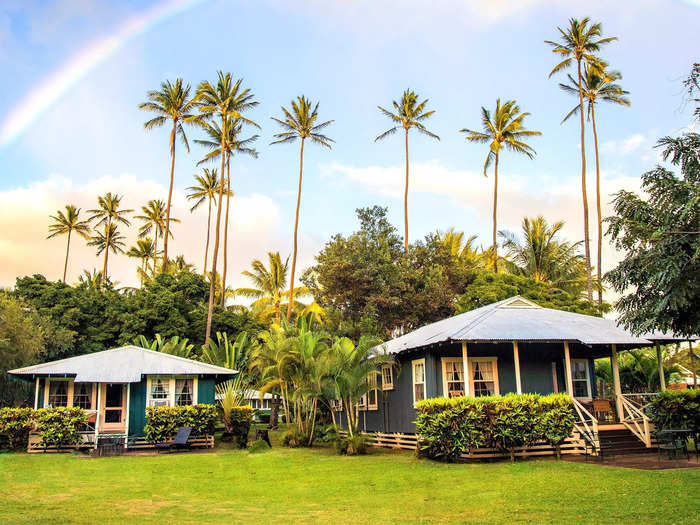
[379,296,691,355]
[8,345,237,383]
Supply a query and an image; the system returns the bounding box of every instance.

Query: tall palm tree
[437,228,486,266]
[235,252,311,325]
[134,199,179,274]
[186,168,220,276]
[195,71,259,344]
[375,89,439,251]
[87,193,132,282]
[559,65,630,305]
[460,99,541,272]
[271,96,333,320]
[139,78,197,267]
[197,117,259,305]
[47,205,91,283]
[126,238,156,286]
[546,17,617,301]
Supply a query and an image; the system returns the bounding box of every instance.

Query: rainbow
[0,0,206,149]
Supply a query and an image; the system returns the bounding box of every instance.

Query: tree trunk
[102,223,109,284]
[153,229,159,275]
[591,103,603,306]
[205,115,227,344]
[221,153,231,307]
[203,197,211,277]
[404,128,409,251]
[577,59,594,301]
[492,152,499,273]
[163,120,177,269]
[62,230,71,283]
[275,299,281,325]
[269,393,280,430]
[287,137,305,320]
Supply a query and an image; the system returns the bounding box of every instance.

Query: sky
[0,0,698,297]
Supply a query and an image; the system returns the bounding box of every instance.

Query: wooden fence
[27,432,214,453]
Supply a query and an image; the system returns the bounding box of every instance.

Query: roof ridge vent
[498,296,541,309]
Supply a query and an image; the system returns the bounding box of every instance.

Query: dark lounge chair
[155,426,192,453]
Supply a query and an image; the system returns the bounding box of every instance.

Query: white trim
[513,341,522,394]
[34,378,39,409]
[381,364,394,391]
[461,342,470,396]
[570,358,592,400]
[412,358,426,407]
[611,344,623,417]
[563,342,574,398]
[551,362,559,393]
[441,357,465,398]
[468,357,500,396]
[124,383,131,447]
[44,377,73,408]
[94,384,101,449]
[367,373,379,410]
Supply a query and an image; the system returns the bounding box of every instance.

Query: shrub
[144,405,218,443]
[0,407,34,450]
[282,428,313,448]
[647,390,700,431]
[335,434,368,455]
[34,407,87,449]
[489,394,541,461]
[248,438,271,454]
[537,394,576,459]
[315,424,340,444]
[229,406,253,449]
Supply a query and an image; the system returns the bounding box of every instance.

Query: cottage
[8,345,235,449]
[336,296,690,449]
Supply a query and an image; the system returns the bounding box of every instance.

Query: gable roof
[379,296,690,355]
[8,345,236,383]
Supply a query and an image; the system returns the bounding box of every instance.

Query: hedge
[144,405,218,443]
[229,406,253,449]
[646,390,700,431]
[0,407,35,450]
[34,407,87,449]
[415,393,575,461]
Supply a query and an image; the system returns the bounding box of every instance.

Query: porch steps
[598,427,654,455]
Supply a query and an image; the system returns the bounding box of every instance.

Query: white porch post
[461,342,470,397]
[611,345,624,419]
[563,342,574,397]
[94,383,101,450]
[124,383,131,449]
[33,377,39,409]
[655,342,666,391]
[513,341,522,394]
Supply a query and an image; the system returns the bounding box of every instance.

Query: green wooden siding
[128,380,147,438]
[197,377,216,405]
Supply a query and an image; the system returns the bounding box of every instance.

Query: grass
[1,437,698,524]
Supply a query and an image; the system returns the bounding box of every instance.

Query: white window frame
[44,378,73,408]
[412,358,426,407]
[381,364,394,391]
[357,393,367,411]
[468,357,500,397]
[147,376,198,408]
[330,398,343,412]
[570,359,592,400]
[441,357,465,398]
[367,373,379,411]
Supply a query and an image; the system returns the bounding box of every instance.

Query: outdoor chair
[592,398,614,423]
[155,426,192,453]
[656,430,689,461]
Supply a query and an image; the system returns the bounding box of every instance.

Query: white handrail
[619,395,652,447]
[572,397,598,448]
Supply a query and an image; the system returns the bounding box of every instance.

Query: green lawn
[1,442,698,524]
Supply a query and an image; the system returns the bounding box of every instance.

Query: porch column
[94,383,101,450]
[461,342,470,396]
[512,341,522,394]
[33,377,39,409]
[563,342,574,397]
[611,345,624,419]
[124,383,131,448]
[655,342,666,391]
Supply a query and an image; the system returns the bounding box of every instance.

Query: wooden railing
[621,392,658,411]
[571,397,598,449]
[619,395,652,447]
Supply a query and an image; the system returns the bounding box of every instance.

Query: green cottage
[8,346,235,448]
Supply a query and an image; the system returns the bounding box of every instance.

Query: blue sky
[0,0,698,291]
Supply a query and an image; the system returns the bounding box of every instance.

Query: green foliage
[489,394,541,460]
[133,333,195,358]
[228,406,253,449]
[34,407,87,449]
[595,348,683,394]
[281,427,313,448]
[334,434,368,455]
[247,438,270,454]
[647,390,700,431]
[144,405,218,443]
[0,407,34,450]
[536,394,576,459]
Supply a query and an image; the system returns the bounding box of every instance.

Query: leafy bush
[248,438,271,454]
[335,434,368,455]
[0,407,35,450]
[144,405,218,443]
[282,428,313,448]
[647,390,700,431]
[489,394,541,461]
[315,424,340,444]
[34,407,87,449]
[536,394,575,459]
[229,406,253,449]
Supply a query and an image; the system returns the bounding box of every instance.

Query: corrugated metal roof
[8,345,236,383]
[379,296,689,354]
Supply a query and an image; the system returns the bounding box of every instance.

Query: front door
[100,384,126,432]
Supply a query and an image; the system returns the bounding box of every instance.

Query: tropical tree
[195,71,259,344]
[437,228,487,268]
[87,193,132,282]
[375,89,439,250]
[498,216,588,296]
[197,118,259,305]
[47,205,91,283]
[252,323,295,428]
[186,168,220,276]
[546,17,617,300]
[460,99,541,272]
[133,334,195,359]
[126,238,157,286]
[139,78,197,266]
[559,65,630,305]
[271,96,333,320]
[134,199,179,273]
[235,252,311,325]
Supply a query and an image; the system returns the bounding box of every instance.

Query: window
[330,398,343,411]
[73,383,93,409]
[175,379,194,406]
[469,358,499,397]
[381,364,394,390]
[367,373,379,410]
[357,393,367,411]
[571,359,591,399]
[412,359,426,406]
[148,377,171,407]
[48,380,69,407]
[442,358,465,398]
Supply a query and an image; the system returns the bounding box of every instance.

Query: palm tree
[195,71,259,344]
[139,79,197,267]
[546,17,617,301]
[437,228,487,268]
[559,65,630,305]
[235,252,311,325]
[186,168,220,276]
[135,199,179,274]
[126,238,156,286]
[87,193,132,282]
[375,89,439,251]
[460,99,541,272]
[47,205,91,283]
[271,96,333,320]
[197,117,259,305]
